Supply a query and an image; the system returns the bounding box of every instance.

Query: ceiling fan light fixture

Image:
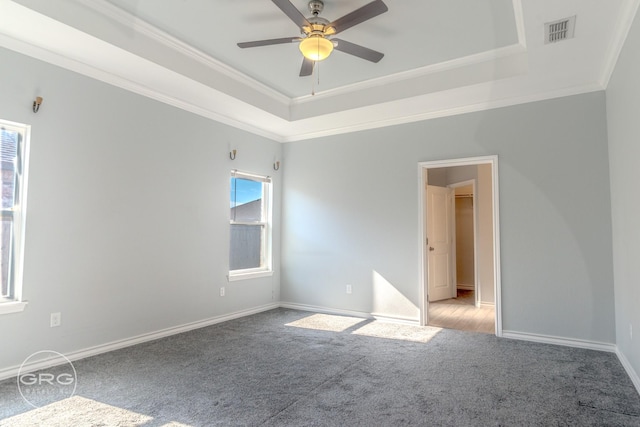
[299,35,333,61]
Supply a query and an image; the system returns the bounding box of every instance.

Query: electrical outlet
[50,312,61,328]
[346,285,352,294]
[220,287,225,297]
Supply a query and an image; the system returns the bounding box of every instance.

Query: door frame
[418,155,502,336]
[448,179,479,307]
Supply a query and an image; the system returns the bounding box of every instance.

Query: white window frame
[0,120,30,315]
[228,170,273,281]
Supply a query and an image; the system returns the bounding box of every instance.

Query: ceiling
[1,0,638,142]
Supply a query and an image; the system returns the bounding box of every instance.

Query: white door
[427,185,455,302]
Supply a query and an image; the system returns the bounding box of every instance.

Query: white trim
[78,0,531,108]
[0,301,28,315]
[0,303,278,381]
[231,170,273,182]
[279,302,372,320]
[279,302,421,325]
[0,5,604,144]
[492,158,502,336]
[512,0,527,49]
[292,44,526,104]
[0,25,286,143]
[0,0,617,144]
[418,166,428,326]
[480,302,495,308]
[502,330,617,353]
[77,0,532,111]
[449,187,457,300]
[0,120,30,310]
[1,299,634,396]
[282,83,604,143]
[418,156,502,337]
[600,0,640,88]
[77,0,291,105]
[616,348,640,396]
[370,314,421,326]
[229,170,273,278]
[228,270,273,282]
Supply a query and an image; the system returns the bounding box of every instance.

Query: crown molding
[77,0,291,106]
[0,0,625,144]
[292,44,527,105]
[281,82,604,142]
[77,0,530,119]
[600,0,640,88]
[513,0,527,49]
[0,35,287,143]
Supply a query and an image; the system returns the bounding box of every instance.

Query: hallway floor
[428,290,495,334]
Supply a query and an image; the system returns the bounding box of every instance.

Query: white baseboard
[279,302,420,325]
[457,284,474,290]
[0,303,279,381]
[370,313,421,326]
[480,302,495,308]
[3,302,635,399]
[615,348,640,396]
[504,331,639,395]
[279,302,372,320]
[502,330,617,353]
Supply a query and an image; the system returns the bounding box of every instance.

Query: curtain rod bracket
[32,96,43,113]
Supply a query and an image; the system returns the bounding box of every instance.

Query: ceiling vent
[544,16,576,44]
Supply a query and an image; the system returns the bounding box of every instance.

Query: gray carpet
[1,308,639,426]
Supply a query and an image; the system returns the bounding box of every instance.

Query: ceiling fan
[237,0,388,77]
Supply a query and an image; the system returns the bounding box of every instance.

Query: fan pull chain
[311,60,320,96]
[311,40,321,96]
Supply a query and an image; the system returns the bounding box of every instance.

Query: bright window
[1,120,30,313]
[229,170,272,280]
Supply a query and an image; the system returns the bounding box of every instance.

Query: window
[229,170,272,280]
[1,120,30,314]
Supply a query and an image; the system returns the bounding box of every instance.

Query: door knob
[429,246,435,251]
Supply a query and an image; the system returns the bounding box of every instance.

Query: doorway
[449,180,477,307]
[418,156,501,336]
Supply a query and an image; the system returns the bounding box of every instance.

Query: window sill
[228,270,273,282]
[0,301,28,315]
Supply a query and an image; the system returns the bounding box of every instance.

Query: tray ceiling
[0,0,638,141]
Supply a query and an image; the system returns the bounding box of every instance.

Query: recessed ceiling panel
[104,0,519,97]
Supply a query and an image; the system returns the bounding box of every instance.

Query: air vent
[544,16,576,44]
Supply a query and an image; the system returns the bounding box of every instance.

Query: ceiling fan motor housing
[308,0,324,16]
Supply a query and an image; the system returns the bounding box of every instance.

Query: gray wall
[0,47,282,370]
[606,9,640,379]
[281,91,615,343]
[0,37,623,372]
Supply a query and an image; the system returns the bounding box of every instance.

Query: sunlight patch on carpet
[284,312,443,343]
[352,322,442,343]
[285,313,366,332]
[0,395,152,427]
